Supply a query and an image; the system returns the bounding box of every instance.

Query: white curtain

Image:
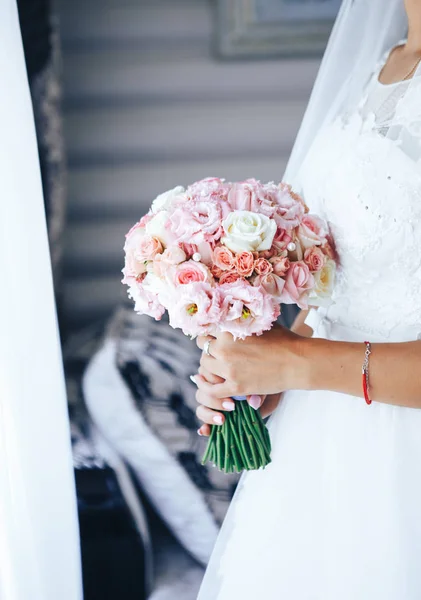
[0,1,82,598]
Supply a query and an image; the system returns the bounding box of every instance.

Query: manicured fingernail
[222,401,235,411]
[213,415,224,425]
[249,395,262,410]
[190,375,197,385]
[197,428,203,436]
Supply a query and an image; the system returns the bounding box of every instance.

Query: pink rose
[273,226,292,248]
[180,243,198,259]
[219,280,280,339]
[173,260,212,286]
[219,271,243,285]
[213,245,235,271]
[235,251,255,277]
[280,261,315,310]
[304,247,325,272]
[253,273,285,299]
[227,179,276,218]
[254,258,273,276]
[153,246,186,278]
[139,235,163,260]
[170,200,223,244]
[127,284,165,320]
[270,255,291,277]
[167,282,222,337]
[123,223,162,284]
[297,215,327,250]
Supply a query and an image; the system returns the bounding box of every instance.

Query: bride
[0,1,81,598]
[195,0,421,598]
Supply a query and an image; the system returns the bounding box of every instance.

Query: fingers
[194,373,235,400]
[196,386,235,412]
[196,335,215,352]
[198,365,224,385]
[196,404,226,426]
[247,394,265,411]
[197,424,211,437]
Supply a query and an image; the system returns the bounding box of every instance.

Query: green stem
[238,409,258,469]
[228,412,248,470]
[201,424,217,465]
[216,427,223,471]
[241,402,271,464]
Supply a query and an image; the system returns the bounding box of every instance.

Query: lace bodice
[300,62,421,340]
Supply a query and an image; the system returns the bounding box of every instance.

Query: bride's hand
[194,366,283,437]
[195,325,307,400]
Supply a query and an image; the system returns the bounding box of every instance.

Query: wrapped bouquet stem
[122,177,335,473]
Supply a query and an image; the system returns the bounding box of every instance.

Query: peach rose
[270,255,291,277]
[219,271,243,285]
[210,264,225,280]
[297,215,327,250]
[253,273,285,299]
[280,261,315,309]
[254,258,273,276]
[235,251,255,277]
[213,245,235,271]
[304,247,325,272]
[173,260,212,286]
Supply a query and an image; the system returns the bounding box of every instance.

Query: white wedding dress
[198,51,421,600]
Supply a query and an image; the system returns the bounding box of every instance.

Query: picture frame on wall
[215,0,342,59]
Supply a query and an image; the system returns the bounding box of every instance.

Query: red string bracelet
[362,341,372,405]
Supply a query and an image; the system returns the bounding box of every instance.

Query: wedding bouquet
[122,177,335,472]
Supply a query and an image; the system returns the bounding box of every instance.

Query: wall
[58,0,319,329]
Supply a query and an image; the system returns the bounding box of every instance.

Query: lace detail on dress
[299,62,421,339]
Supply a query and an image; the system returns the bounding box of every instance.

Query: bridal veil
[0,2,82,598]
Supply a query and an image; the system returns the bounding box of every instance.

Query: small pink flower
[187,177,230,204]
[167,282,222,337]
[127,284,165,320]
[321,236,337,261]
[140,235,163,260]
[235,251,255,277]
[227,179,276,218]
[213,245,235,271]
[254,258,273,276]
[304,246,325,272]
[173,260,213,286]
[180,243,198,259]
[270,255,291,277]
[268,183,306,230]
[170,200,223,244]
[210,264,224,280]
[280,261,315,310]
[297,215,327,249]
[219,271,243,285]
[123,223,161,284]
[153,246,186,278]
[218,280,280,339]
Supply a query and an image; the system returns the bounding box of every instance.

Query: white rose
[308,259,335,307]
[145,210,173,247]
[151,186,186,214]
[222,210,277,253]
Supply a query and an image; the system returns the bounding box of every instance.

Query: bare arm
[305,337,421,408]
